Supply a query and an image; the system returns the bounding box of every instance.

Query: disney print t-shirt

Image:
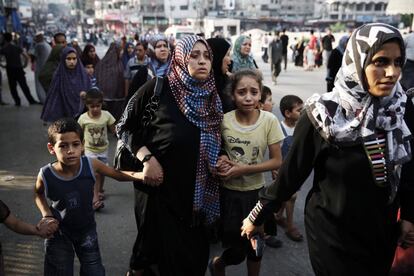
[221,110,284,191]
[78,110,116,153]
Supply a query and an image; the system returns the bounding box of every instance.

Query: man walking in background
[269,31,283,85]
[280,29,289,70]
[321,28,335,68]
[0,32,38,106]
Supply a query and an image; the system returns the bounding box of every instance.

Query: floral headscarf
[167,35,223,225]
[306,23,411,165]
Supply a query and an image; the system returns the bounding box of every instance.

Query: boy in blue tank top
[34,118,144,276]
[275,95,304,242]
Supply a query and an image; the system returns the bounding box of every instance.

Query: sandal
[208,258,216,276]
[286,227,303,242]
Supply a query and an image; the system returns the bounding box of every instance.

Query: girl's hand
[399,220,414,249]
[216,155,232,174]
[142,157,164,187]
[217,159,246,180]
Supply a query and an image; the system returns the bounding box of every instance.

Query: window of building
[180,5,188,10]
[356,3,363,11]
[365,3,373,11]
[374,3,382,11]
[332,2,339,11]
[261,4,268,10]
[330,14,338,19]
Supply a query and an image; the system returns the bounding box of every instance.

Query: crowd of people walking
[1,22,414,276]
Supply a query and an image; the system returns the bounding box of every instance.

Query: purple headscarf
[121,42,135,68]
[41,47,91,122]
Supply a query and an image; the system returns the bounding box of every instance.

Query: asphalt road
[0,45,326,276]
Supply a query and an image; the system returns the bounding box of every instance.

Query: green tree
[330,22,346,33]
[401,14,413,28]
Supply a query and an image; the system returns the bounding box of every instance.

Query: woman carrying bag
[117,35,223,276]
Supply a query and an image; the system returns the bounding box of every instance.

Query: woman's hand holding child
[143,157,164,187]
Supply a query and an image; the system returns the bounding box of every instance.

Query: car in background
[164,25,196,40]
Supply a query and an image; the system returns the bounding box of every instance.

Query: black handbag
[114,77,164,171]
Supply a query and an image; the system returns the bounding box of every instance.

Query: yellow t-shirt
[221,110,284,191]
[78,111,116,153]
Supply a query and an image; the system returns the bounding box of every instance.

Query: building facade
[321,0,392,23]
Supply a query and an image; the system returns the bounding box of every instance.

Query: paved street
[0,45,326,275]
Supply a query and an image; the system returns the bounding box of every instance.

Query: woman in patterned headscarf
[231,35,258,72]
[241,23,414,275]
[117,35,223,276]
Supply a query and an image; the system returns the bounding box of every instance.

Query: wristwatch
[141,154,153,163]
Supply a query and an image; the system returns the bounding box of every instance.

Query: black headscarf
[207,38,234,112]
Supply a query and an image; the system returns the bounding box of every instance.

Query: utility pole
[75,0,83,42]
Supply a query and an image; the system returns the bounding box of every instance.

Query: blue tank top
[280,123,294,159]
[40,156,96,232]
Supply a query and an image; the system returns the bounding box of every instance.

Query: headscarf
[38,44,64,93]
[41,47,91,122]
[306,23,411,166]
[121,42,135,68]
[148,34,170,76]
[207,37,231,91]
[95,42,125,100]
[168,35,223,225]
[231,35,255,72]
[81,44,100,67]
[337,35,349,55]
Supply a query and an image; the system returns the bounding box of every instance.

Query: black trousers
[6,67,36,105]
[282,53,288,70]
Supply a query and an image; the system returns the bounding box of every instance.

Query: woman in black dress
[117,35,223,276]
[206,37,234,112]
[242,23,414,275]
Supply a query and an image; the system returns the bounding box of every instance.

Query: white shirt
[405,32,414,61]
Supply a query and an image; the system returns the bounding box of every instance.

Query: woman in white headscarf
[242,23,414,275]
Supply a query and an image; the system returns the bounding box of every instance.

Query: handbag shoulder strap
[154,76,164,97]
[142,77,164,127]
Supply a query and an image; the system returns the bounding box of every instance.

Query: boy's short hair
[85,88,104,104]
[136,41,148,50]
[260,85,272,104]
[228,69,263,96]
[83,60,94,67]
[280,95,304,118]
[48,118,83,145]
[53,32,66,40]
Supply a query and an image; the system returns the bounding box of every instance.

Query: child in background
[84,61,98,89]
[275,95,304,242]
[258,85,283,249]
[78,88,116,210]
[34,118,143,275]
[210,69,284,276]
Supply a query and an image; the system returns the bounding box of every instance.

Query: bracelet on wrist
[248,201,264,224]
